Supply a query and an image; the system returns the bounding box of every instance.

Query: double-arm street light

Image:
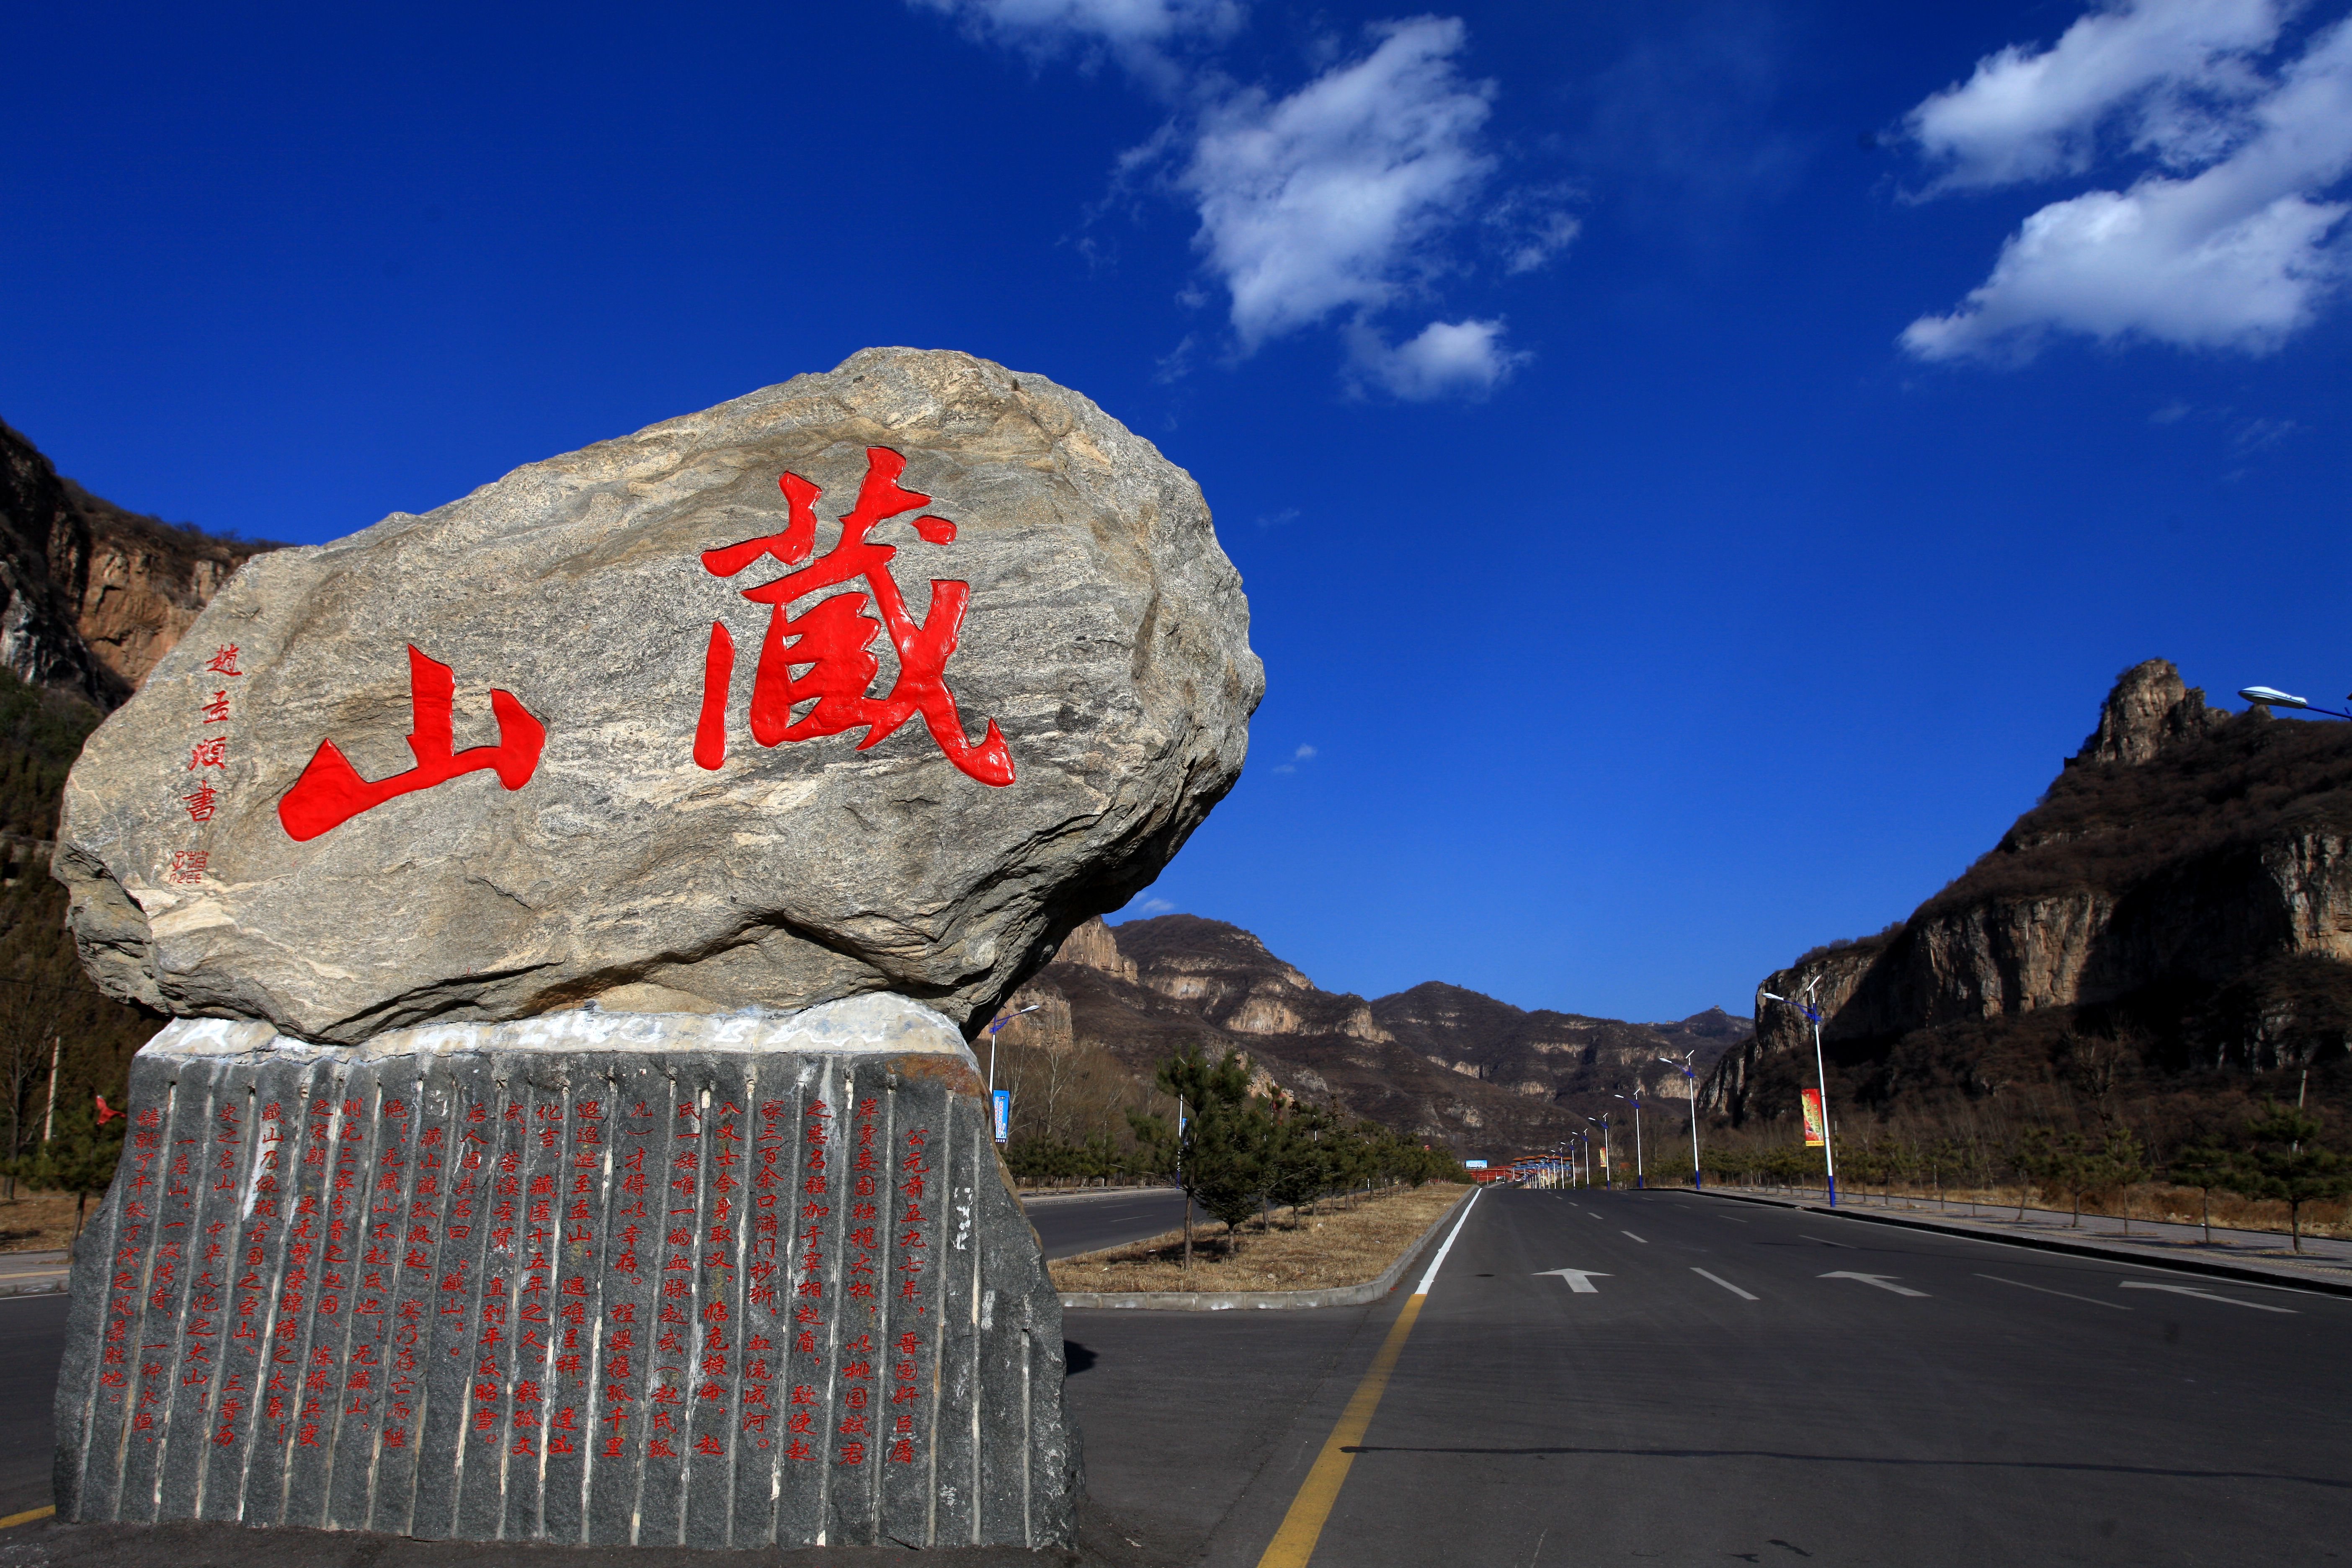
[2239,685,2352,720]
[1761,976,1839,1207]
[1658,1051,1702,1189]
[1586,1114,1612,1189]
[1614,1093,1645,1189]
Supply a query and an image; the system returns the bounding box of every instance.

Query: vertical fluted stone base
[53,996,1078,1548]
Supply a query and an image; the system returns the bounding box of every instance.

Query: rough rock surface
[1703,660,2352,1123]
[0,418,129,707]
[56,998,1076,1547]
[55,348,1261,1044]
[0,417,273,711]
[70,505,263,691]
[2069,657,2228,767]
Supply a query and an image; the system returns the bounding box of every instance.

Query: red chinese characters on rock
[693,448,1014,788]
[98,1110,164,1413]
[168,644,244,882]
[886,1124,933,1463]
[644,1101,701,1462]
[785,1099,832,1465]
[742,1098,788,1447]
[379,1106,444,1452]
[278,645,546,841]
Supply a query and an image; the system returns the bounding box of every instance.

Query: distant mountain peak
[2069,658,2228,769]
[1024,913,1744,1156]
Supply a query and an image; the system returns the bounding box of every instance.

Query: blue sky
[8,1,2350,1022]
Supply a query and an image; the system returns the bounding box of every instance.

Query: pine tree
[8,1093,123,1247]
[1155,1050,1269,1265]
[2233,1106,2350,1254]
[2166,1143,2240,1245]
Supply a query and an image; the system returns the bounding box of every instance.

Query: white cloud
[912,0,1243,86]
[1292,743,1316,760]
[926,6,1540,398]
[1902,8,2352,362]
[1906,0,2282,192]
[1135,896,1176,914]
[1176,18,1498,349]
[1502,209,1583,275]
[2233,413,2303,449]
[1346,317,1528,400]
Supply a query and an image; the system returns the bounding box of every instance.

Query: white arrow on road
[2118,1280,2295,1313]
[1820,1271,1928,1297]
[1534,1268,1612,1294]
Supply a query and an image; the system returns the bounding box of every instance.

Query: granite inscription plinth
[53,999,1076,1548]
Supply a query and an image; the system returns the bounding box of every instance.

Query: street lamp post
[983,1003,1042,1142]
[1658,1052,1701,1189]
[1586,1115,1611,1189]
[2239,685,2352,719]
[1761,979,1838,1207]
[1614,1093,1645,1189]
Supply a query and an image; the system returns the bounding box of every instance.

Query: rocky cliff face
[0,421,128,707]
[1013,913,1745,1155]
[0,418,273,710]
[0,418,272,1125]
[1704,660,2352,1125]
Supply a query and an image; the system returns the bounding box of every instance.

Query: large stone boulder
[55,348,1261,1044]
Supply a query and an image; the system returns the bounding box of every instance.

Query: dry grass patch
[1050,1183,1470,1295]
[0,1191,92,1252]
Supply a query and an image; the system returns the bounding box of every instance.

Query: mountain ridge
[1703,658,2352,1141]
[1002,911,1747,1158]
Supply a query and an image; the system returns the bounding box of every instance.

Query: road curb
[1692,1188,2352,1300]
[1019,1185,1177,1204]
[1058,1186,1474,1312]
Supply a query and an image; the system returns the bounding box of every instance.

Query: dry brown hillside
[996,912,1745,1161]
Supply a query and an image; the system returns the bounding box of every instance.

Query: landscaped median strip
[1253,1188,1483,1568]
[1055,1185,1477,1310]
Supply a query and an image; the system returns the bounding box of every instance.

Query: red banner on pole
[1800,1087,1826,1147]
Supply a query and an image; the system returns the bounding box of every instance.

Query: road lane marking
[1819,1271,1926,1297]
[0,1505,54,1529]
[1256,1189,1483,1568]
[2119,1280,2295,1313]
[1621,1231,1648,1243]
[1798,1234,1854,1249]
[1692,1268,1757,1300]
[1533,1268,1611,1294]
[1976,1274,2130,1310]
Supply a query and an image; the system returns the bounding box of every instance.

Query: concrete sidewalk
[0,1253,67,1300]
[1693,1184,2352,1297]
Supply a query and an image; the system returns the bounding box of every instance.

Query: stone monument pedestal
[53,995,1078,1550]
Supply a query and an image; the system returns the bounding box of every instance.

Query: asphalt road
[0,1292,68,1522]
[1025,1189,1196,1261]
[6,1188,2347,1565]
[1069,1186,2350,1567]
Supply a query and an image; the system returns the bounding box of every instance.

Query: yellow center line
[1254,1294,1426,1568]
[1255,1189,1482,1568]
[0,1504,55,1530]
